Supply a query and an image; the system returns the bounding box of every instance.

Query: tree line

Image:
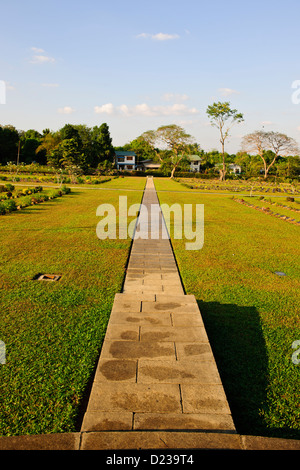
[1,101,300,180]
[0,123,115,173]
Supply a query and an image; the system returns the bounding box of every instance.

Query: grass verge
[0,181,145,436]
[156,178,300,439]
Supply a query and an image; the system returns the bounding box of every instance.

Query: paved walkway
[81,177,236,446]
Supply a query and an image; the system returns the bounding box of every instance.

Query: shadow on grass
[198,300,299,440]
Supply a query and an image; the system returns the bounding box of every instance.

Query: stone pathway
[81,177,236,445]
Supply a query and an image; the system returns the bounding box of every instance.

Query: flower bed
[0,184,71,215]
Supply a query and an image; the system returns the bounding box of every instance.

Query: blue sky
[1,0,300,152]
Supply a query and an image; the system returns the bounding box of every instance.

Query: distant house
[187,155,201,172]
[228,164,242,174]
[115,151,136,171]
[137,159,161,171]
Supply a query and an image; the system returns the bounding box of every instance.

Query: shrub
[48,189,61,199]
[2,199,17,213]
[0,203,6,215]
[33,186,43,193]
[31,193,45,203]
[61,185,71,194]
[22,188,32,196]
[4,183,15,192]
[287,197,295,202]
[18,195,33,208]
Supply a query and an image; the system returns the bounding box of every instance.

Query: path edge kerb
[0,431,299,450]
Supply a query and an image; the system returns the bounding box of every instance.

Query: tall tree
[36,131,61,164]
[127,137,157,161]
[60,124,82,145]
[0,125,20,164]
[206,101,244,180]
[59,138,84,168]
[155,124,194,178]
[138,130,162,162]
[241,130,299,179]
[92,123,114,165]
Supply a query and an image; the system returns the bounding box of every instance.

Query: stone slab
[94,359,137,383]
[137,359,222,384]
[140,326,209,343]
[161,285,185,294]
[105,324,140,341]
[175,342,214,361]
[155,294,197,304]
[124,285,164,293]
[142,301,199,314]
[171,313,204,326]
[86,383,182,413]
[100,340,177,360]
[181,384,232,414]
[112,299,141,313]
[114,293,155,302]
[133,412,236,431]
[81,411,133,432]
[108,312,172,326]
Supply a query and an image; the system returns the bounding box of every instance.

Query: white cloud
[30,55,55,64]
[152,33,179,41]
[31,47,45,53]
[94,102,198,117]
[94,103,115,115]
[218,88,240,97]
[29,47,55,64]
[136,33,151,39]
[136,32,179,41]
[58,106,75,114]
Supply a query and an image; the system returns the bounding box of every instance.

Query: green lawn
[156,178,300,439]
[238,196,300,223]
[0,181,145,436]
[1,174,299,439]
[98,176,148,190]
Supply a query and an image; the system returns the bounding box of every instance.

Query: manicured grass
[156,178,300,439]
[0,181,145,436]
[239,196,300,223]
[176,177,300,196]
[99,176,148,190]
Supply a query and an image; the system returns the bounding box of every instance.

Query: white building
[115,151,136,171]
[228,164,242,174]
[187,155,201,172]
